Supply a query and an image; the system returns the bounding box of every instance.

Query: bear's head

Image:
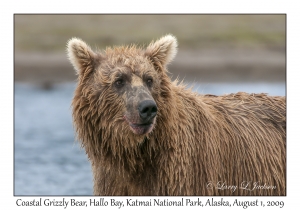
[67,35,177,144]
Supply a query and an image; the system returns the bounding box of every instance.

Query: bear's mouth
[124,116,155,135]
[129,123,154,135]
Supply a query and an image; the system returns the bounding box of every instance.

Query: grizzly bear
[67,35,286,196]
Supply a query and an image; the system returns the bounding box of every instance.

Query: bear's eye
[146,78,153,87]
[115,79,124,88]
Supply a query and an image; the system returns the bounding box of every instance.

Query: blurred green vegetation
[14,14,285,53]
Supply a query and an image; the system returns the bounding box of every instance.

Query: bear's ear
[67,38,98,75]
[145,34,177,71]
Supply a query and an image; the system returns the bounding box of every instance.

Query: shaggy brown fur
[67,35,286,196]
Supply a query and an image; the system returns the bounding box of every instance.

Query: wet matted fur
[67,35,286,196]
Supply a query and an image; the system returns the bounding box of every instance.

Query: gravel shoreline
[15,48,285,86]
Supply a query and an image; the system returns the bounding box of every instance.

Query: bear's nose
[138,100,157,121]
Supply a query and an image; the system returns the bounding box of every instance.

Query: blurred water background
[14,14,285,195]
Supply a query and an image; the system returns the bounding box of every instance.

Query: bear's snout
[138,100,157,121]
[124,97,157,135]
